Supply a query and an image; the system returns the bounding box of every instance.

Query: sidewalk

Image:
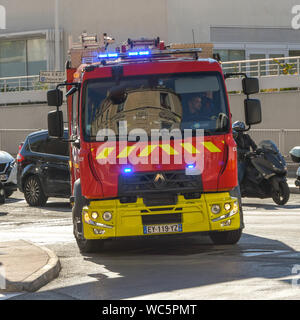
[0,240,60,293]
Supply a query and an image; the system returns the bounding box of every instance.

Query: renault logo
[153,173,166,188]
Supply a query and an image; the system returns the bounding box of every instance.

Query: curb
[1,241,61,293]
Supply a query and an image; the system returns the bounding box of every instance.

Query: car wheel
[5,190,14,198]
[24,176,48,207]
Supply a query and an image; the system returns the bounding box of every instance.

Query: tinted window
[29,134,47,153]
[44,138,69,156]
[29,133,69,156]
[83,72,229,140]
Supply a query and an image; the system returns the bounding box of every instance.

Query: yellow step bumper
[82,192,241,240]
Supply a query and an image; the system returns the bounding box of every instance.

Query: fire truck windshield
[83,72,229,140]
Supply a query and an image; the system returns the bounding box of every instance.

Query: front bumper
[82,192,241,240]
[0,163,17,190]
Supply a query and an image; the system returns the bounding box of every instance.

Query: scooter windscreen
[258,140,286,172]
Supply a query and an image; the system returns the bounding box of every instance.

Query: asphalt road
[1,191,300,300]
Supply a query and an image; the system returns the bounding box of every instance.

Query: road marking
[0,293,23,300]
[241,249,289,257]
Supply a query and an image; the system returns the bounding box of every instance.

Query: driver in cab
[183,92,215,123]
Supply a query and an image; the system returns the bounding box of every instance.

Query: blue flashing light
[187,164,195,169]
[127,50,151,57]
[108,53,119,58]
[139,50,150,56]
[128,52,139,56]
[98,53,119,59]
[123,167,133,174]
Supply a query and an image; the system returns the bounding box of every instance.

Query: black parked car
[17,130,71,206]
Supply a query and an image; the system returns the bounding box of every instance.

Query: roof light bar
[98,53,119,59]
[94,47,202,64]
[127,50,150,57]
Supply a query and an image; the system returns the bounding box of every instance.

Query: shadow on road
[12,233,300,300]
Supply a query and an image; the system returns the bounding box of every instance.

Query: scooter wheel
[272,180,290,205]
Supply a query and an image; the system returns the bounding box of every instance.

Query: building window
[0,38,46,78]
[213,49,245,62]
[289,50,300,57]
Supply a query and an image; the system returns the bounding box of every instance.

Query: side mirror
[48,110,64,138]
[242,77,259,95]
[244,99,262,126]
[47,89,63,107]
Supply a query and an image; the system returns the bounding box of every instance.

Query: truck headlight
[103,211,112,221]
[211,204,221,214]
[91,212,99,220]
[224,203,231,211]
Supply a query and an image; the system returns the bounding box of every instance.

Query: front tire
[272,180,290,205]
[72,180,104,254]
[24,176,48,207]
[209,229,242,245]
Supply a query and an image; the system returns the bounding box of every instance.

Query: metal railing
[250,129,300,158]
[0,75,47,92]
[222,56,300,78]
[0,55,299,92]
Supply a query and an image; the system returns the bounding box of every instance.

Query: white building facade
[0,0,300,77]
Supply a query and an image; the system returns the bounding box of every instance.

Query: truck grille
[142,213,182,225]
[118,170,202,196]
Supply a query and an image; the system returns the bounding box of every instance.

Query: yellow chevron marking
[181,142,201,154]
[117,146,136,158]
[160,144,179,155]
[201,142,221,153]
[96,147,115,159]
[138,145,158,157]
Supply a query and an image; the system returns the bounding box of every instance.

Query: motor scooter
[240,140,290,205]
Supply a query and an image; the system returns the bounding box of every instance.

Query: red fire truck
[47,34,261,253]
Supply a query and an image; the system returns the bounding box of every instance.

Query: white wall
[1,0,299,67]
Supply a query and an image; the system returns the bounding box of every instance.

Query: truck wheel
[72,181,104,253]
[24,176,48,207]
[209,229,242,245]
[272,180,290,205]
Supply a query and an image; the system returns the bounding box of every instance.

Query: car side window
[44,138,69,157]
[29,135,47,153]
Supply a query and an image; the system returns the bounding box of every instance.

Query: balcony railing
[0,75,48,93]
[221,56,300,77]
